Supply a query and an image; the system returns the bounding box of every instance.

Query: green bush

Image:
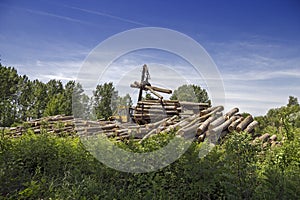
[1,126,299,199]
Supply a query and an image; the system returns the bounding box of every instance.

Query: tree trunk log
[244,120,258,133]
[236,115,253,132]
[197,112,222,135]
[224,108,239,119]
[259,133,270,142]
[228,117,244,132]
[269,134,277,141]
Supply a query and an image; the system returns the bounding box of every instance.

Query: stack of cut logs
[132,100,210,124]
[75,106,280,147]
[5,106,281,147]
[6,115,75,137]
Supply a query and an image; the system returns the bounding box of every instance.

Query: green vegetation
[0,64,88,126]
[0,98,299,199]
[0,63,299,199]
[171,84,210,104]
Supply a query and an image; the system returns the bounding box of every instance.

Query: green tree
[43,94,65,116]
[0,64,20,126]
[60,81,76,116]
[93,82,117,120]
[115,94,132,108]
[17,75,33,121]
[30,80,48,119]
[287,96,299,107]
[219,132,260,199]
[46,79,63,98]
[71,82,90,119]
[170,84,210,104]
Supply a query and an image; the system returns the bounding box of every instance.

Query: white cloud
[205,38,300,115]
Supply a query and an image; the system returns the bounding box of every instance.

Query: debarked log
[208,116,238,138]
[236,115,253,132]
[259,133,270,142]
[224,108,239,119]
[244,121,258,133]
[228,117,244,132]
[269,134,277,141]
[200,105,224,116]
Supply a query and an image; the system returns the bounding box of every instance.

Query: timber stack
[5,107,281,147]
[132,99,210,124]
[6,115,75,137]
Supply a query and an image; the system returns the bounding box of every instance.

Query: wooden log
[228,117,244,132]
[236,115,253,132]
[224,108,239,119]
[128,128,150,139]
[197,112,222,135]
[33,129,41,134]
[135,105,179,110]
[76,124,117,133]
[163,115,197,133]
[145,117,169,129]
[166,115,179,124]
[179,101,210,107]
[269,134,277,141]
[176,115,205,138]
[135,109,179,115]
[244,121,258,133]
[208,116,226,130]
[149,86,172,94]
[271,141,278,148]
[115,129,128,134]
[137,101,179,106]
[127,124,146,129]
[143,99,179,103]
[145,85,163,100]
[259,133,270,142]
[139,125,164,143]
[198,133,206,142]
[200,105,224,116]
[177,123,199,139]
[47,116,74,121]
[209,116,238,136]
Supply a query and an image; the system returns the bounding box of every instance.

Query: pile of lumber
[76,106,258,143]
[5,106,281,147]
[6,115,75,137]
[132,100,210,124]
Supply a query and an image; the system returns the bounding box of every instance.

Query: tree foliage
[0,64,90,126]
[93,82,117,120]
[171,84,210,104]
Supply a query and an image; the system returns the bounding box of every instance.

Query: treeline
[0,64,132,127]
[0,64,86,126]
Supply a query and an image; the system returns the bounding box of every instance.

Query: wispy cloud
[24,8,94,26]
[223,68,300,81]
[66,6,147,26]
[0,3,94,26]
[207,38,300,115]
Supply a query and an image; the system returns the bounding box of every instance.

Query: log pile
[75,106,260,144]
[6,115,75,137]
[5,106,281,147]
[132,100,210,124]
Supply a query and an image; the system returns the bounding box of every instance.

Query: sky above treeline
[1,0,300,116]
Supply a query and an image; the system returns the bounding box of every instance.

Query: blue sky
[1,0,300,116]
